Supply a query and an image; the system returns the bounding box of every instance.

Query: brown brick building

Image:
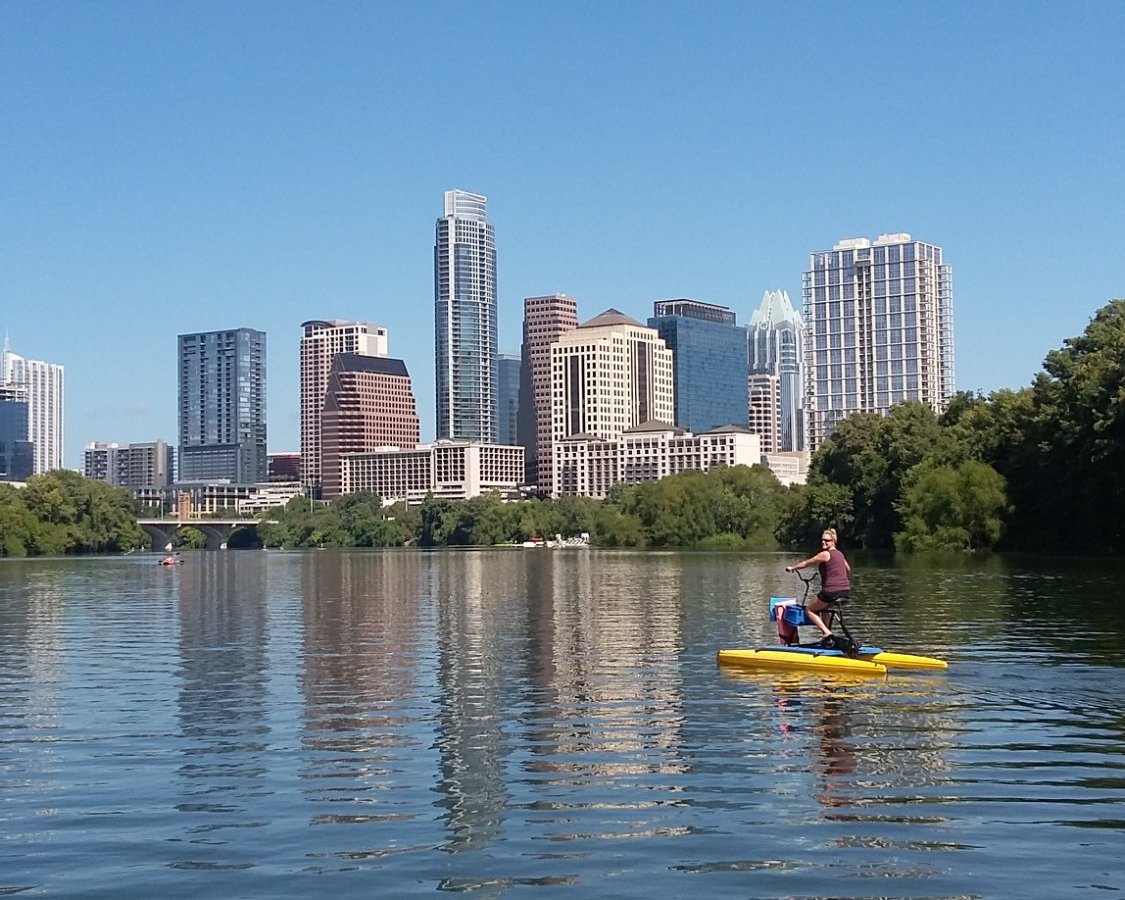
[320,354,420,499]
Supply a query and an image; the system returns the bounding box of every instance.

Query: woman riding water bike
[785,527,851,646]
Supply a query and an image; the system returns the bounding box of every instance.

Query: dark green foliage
[607,465,788,549]
[0,471,144,556]
[811,402,946,549]
[895,460,1009,551]
[172,526,207,550]
[258,493,413,549]
[1024,299,1125,551]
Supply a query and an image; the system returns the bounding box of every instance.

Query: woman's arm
[786,549,830,572]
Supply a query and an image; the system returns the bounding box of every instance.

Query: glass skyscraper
[802,233,954,450]
[0,383,34,482]
[648,299,748,434]
[748,289,805,451]
[177,328,267,484]
[496,352,520,447]
[434,189,497,442]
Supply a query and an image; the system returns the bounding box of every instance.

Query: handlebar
[785,566,817,584]
[785,566,818,601]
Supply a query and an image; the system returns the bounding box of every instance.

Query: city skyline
[3,4,1122,466]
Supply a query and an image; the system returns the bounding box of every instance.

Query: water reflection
[433,550,510,851]
[173,553,270,866]
[0,561,67,858]
[298,551,429,859]
[0,550,1123,898]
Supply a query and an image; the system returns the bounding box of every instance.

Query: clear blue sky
[3,1,1122,467]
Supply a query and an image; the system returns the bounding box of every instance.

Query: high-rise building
[84,440,174,490]
[319,354,421,499]
[0,383,34,482]
[803,234,954,450]
[748,290,805,451]
[497,352,520,447]
[747,372,781,454]
[299,319,388,496]
[177,328,266,484]
[648,299,748,433]
[1,340,64,473]
[434,189,497,443]
[550,309,674,495]
[517,294,579,494]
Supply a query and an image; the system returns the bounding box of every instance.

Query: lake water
[1,549,1124,898]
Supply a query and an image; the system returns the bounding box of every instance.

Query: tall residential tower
[434,189,497,443]
[1,341,64,473]
[802,234,954,449]
[177,328,266,483]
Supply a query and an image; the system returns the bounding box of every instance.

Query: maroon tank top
[818,548,850,593]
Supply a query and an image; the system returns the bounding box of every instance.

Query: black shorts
[817,589,849,605]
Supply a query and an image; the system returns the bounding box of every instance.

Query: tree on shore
[0,470,144,556]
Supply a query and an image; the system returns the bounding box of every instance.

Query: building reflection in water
[173,553,271,852]
[298,550,428,840]
[520,552,689,838]
[433,549,513,852]
[0,563,68,821]
[427,549,693,850]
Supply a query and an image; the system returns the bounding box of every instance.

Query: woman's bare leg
[806,600,833,637]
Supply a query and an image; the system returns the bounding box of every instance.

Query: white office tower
[434,189,497,442]
[549,309,674,494]
[299,319,388,496]
[747,289,805,452]
[1,341,64,473]
[802,234,954,451]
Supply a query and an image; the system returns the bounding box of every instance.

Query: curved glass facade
[434,190,497,442]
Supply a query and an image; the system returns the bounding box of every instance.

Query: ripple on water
[0,551,1124,899]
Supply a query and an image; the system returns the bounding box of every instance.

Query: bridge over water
[137,518,266,550]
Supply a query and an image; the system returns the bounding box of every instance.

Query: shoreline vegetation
[1,299,1122,559]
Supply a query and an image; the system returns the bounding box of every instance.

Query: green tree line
[0,470,144,556]
[254,467,794,551]
[2,299,1121,557]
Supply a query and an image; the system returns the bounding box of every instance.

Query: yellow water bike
[718,569,948,676]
